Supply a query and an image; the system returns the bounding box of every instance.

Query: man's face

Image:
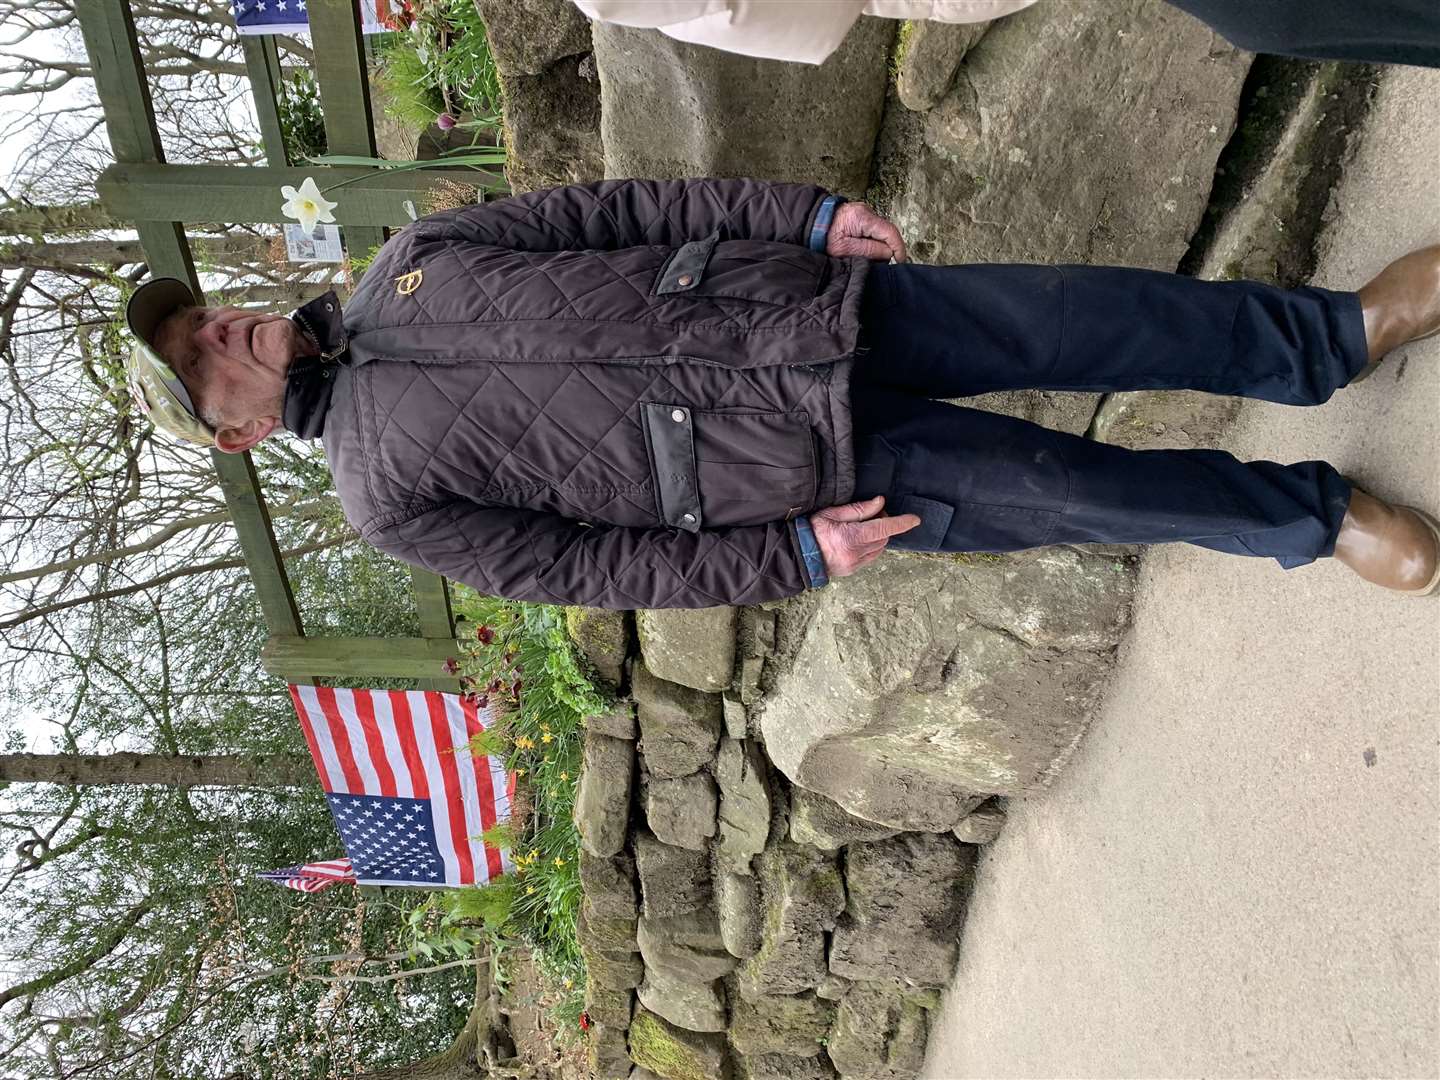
[151,305,302,427]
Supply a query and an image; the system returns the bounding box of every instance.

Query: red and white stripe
[282,859,356,893]
[288,685,514,887]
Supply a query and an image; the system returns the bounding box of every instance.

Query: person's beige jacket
[572,0,1039,64]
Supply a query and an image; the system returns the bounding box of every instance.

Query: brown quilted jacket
[302,178,869,609]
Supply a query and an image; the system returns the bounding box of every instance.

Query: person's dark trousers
[849,263,1371,568]
[1164,0,1440,68]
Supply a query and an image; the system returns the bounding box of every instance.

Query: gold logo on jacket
[394,269,423,295]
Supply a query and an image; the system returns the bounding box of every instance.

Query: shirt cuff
[792,515,829,589]
[807,194,844,253]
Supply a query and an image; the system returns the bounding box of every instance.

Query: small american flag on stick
[258,858,357,894]
[260,687,514,893]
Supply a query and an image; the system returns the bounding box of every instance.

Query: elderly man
[125,179,1440,608]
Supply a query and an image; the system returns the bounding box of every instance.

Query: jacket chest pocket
[655,234,826,308]
[642,403,819,531]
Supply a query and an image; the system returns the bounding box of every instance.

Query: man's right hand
[809,496,922,578]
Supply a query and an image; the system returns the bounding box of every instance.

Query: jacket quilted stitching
[322,178,867,609]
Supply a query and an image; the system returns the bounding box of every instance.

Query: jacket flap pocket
[642,402,702,532]
[655,231,719,295]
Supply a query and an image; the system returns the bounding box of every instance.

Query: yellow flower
[514,736,536,750]
[514,768,526,778]
[558,771,569,782]
[563,977,574,989]
[526,885,536,895]
[553,856,566,868]
[540,723,551,733]
[530,849,540,860]
[541,732,554,744]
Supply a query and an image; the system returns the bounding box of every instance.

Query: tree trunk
[0,202,124,237]
[356,959,500,1080]
[0,752,315,789]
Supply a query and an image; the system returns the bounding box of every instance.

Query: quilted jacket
[292,178,870,609]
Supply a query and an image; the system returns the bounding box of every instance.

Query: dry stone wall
[569,608,1013,1080]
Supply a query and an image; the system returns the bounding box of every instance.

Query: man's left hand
[826,202,908,263]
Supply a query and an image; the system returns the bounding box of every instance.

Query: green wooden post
[306,0,387,272]
[242,36,289,166]
[260,636,465,681]
[97,163,452,227]
[412,569,460,692]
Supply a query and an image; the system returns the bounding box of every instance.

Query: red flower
[579,1012,591,1032]
[476,624,495,645]
[511,679,523,698]
[476,695,489,708]
[487,679,502,694]
[442,658,460,675]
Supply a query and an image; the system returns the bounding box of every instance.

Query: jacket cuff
[791,515,829,589]
[807,194,845,253]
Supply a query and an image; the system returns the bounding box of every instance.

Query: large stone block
[715,737,770,870]
[592,17,893,195]
[581,898,639,955]
[735,1054,838,1080]
[588,702,638,740]
[628,1008,729,1080]
[637,608,738,692]
[634,830,711,919]
[896,18,991,112]
[636,967,727,1034]
[888,0,1250,271]
[638,910,739,983]
[580,850,640,922]
[587,1020,634,1080]
[788,786,900,851]
[576,731,634,858]
[499,59,604,194]
[585,980,634,1030]
[830,834,974,988]
[730,993,835,1058]
[826,983,933,1080]
[633,664,723,780]
[758,551,1134,829]
[473,0,590,76]
[738,843,845,1000]
[564,603,627,693]
[716,868,763,959]
[646,772,718,851]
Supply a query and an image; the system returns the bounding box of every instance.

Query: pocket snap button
[671,408,686,423]
[682,512,696,524]
[678,274,693,287]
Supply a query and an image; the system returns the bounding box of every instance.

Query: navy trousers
[849,263,1370,568]
[1164,0,1440,68]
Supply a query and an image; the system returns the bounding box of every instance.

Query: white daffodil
[279,176,337,234]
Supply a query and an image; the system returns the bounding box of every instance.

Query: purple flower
[442,657,460,675]
[436,112,457,131]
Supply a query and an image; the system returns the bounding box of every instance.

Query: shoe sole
[1401,507,1440,596]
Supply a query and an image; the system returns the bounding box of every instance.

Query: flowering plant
[279,176,337,234]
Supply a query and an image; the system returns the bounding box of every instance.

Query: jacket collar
[282,291,348,441]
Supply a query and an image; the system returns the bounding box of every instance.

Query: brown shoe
[1352,244,1440,381]
[1333,488,1440,595]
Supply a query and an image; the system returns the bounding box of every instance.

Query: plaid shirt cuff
[808,194,844,252]
[793,515,829,589]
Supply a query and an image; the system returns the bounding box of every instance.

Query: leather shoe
[1332,488,1440,595]
[1352,244,1440,381]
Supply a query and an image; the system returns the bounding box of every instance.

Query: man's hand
[809,496,921,578]
[825,202,908,263]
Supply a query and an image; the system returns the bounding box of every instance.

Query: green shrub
[276,68,328,162]
[419,593,608,1028]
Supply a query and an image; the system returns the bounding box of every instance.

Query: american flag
[287,685,515,888]
[258,858,357,894]
[231,0,399,37]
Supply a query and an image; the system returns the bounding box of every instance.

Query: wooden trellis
[77,0,486,688]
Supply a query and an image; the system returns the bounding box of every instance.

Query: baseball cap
[123,277,216,447]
